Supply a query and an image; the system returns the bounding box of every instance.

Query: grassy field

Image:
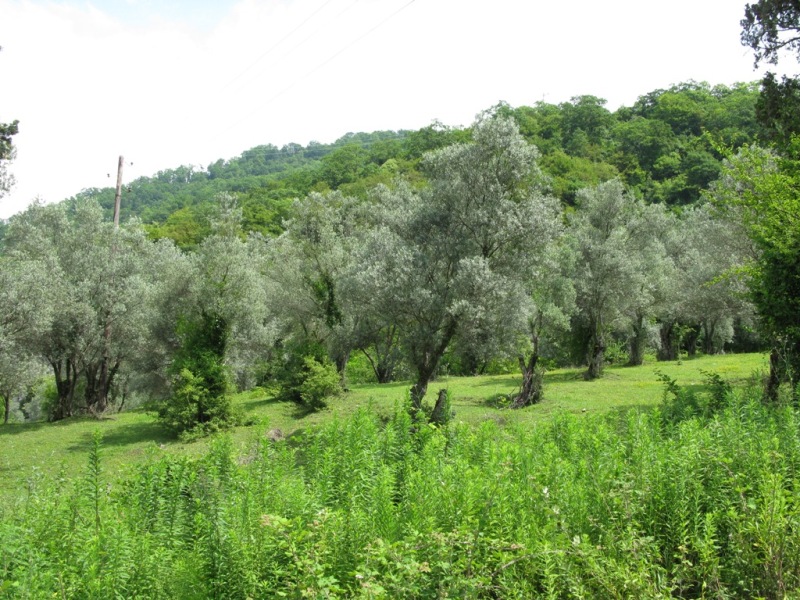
[5,351,800,598]
[0,353,767,500]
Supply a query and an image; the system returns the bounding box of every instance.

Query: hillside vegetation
[5,2,800,594]
[63,82,761,248]
[5,353,800,598]
[0,353,767,500]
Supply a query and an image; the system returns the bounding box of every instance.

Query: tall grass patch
[2,382,800,597]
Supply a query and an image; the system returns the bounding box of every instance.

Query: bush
[157,313,236,438]
[656,369,733,427]
[272,341,342,410]
[157,368,235,440]
[297,356,341,409]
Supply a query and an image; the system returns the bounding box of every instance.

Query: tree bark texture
[409,318,458,410]
[50,358,78,421]
[512,352,543,408]
[702,320,718,355]
[429,389,450,424]
[658,321,680,361]
[585,323,605,380]
[628,314,647,367]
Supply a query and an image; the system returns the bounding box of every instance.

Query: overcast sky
[0,0,791,218]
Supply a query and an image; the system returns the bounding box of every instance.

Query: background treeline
[47,81,761,247]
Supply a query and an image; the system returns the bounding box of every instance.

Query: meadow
[0,353,767,497]
[5,352,800,598]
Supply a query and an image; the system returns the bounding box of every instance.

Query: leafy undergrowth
[2,377,800,597]
[0,353,767,503]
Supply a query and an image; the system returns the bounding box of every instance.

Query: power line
[232,0,362,95]
[218,0,418,141]
[221,0,337,93]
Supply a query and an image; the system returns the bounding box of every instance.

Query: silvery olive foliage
[267,190,365,373]
[183,194,279,390]
[569,179,754,376]
[673,204,755,355]
[346,116,563,407]
[0,253,51,422]
[568,179,652,378]
[3,199,170,418]
[620,201,679,366]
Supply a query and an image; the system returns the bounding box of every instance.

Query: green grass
[2,366,798,598]
[0,352,768,501]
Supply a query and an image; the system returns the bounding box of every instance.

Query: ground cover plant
[0,353,765,500]
[4,353,800,598]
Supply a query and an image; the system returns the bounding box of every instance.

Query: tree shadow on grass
[0,421,49,435]
[238,394,282,414]
[480,392,514,409]
[288,402,326,420]
[67,420,173,453]
[474,376,519,388]
[544,370,588,384]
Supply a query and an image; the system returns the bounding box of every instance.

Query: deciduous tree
[3,200,166,418]
[710,143,800,398]
[349,116,562,411]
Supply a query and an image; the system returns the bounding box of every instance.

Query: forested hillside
[66,81,761,247]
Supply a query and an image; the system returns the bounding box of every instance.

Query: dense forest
[67,81,762,246]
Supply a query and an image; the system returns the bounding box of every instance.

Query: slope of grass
[0,353,767,501]
[2,367,798,598]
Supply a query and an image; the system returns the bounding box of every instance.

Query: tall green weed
[2,383,800,597]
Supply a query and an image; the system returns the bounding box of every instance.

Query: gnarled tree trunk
[409,319,458,412]
[50,358,78,421]
[702,319,719,355]
[628,313,647,366]
[86,359,120,414]
[512,352,543,408]
[658,321,680,361]
[410,362,436,411]
[585,322,605,380]
[684,325,701,357]
[430,389,451,424]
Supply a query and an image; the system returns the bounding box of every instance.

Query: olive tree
[622,202,678,365]
[677,204,755,355]
[568,180,649,379]
[511,241,575,407]
[0,256,51,423]
[158,194,278,434]
[347,116,562,411]
[267,191,366,379]
[3,199,165,418]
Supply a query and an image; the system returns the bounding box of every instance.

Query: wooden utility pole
[113,155,124,227]
[97,155,124,414]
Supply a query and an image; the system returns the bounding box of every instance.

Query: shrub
[297,356,341,409]
[271,341,342,410]
[157,313,236,438]
[157,368,235,440]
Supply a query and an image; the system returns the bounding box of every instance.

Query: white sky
[0,0,790,218]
